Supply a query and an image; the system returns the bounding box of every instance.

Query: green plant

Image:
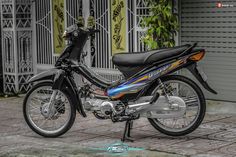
[142,0,179,49]
[77,16,85,27]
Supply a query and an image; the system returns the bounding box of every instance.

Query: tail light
[189,51,205,61]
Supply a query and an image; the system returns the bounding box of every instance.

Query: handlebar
[88,29,100,35]
[65,24,100,35]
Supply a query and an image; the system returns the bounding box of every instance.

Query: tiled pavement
[0,96,236,157]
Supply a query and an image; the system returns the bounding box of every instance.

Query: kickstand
[121,120,134,142]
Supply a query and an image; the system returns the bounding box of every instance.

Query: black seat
[112,45,191,66]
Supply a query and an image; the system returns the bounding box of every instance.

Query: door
[180,0,236,102]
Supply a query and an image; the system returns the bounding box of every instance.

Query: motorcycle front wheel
[23,82,76,137]
[147,75,206,136]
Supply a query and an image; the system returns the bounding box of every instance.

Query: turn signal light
[62,31,68,38]
[189,51,205,61]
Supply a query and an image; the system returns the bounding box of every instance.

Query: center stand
[121,120,134,142]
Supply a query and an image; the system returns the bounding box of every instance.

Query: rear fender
[186,63,217,94]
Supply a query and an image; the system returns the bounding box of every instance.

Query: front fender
[28,69,59,83]
[28,69,87,117]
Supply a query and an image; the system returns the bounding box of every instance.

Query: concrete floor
[0,96,236,157]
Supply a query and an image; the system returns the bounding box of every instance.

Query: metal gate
[89,0,149,80]
[1,0,35,93]
[180,0,236,102]
[35,0,150,81]
[0,11,2,93]
[35,0,83,72]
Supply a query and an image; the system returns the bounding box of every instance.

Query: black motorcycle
[23,24,217,142]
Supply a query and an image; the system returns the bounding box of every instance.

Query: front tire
[23,82,76,137]
[147,75,206,136]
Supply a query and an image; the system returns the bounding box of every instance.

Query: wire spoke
[26,85,71,133]
[152,79,201,132]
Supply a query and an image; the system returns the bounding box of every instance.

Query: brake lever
[88,29,100,35]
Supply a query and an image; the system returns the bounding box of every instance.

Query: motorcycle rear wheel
[147,75,206,136]
[23,82,76,137]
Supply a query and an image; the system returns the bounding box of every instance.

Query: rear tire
[147,75,206,136]
[23,82,76,137]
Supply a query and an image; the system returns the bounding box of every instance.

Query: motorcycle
[23,23,217,142]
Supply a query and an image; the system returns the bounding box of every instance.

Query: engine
[83,95,186,121]
[83,99,125,116]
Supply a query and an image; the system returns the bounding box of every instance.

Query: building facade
[0,8,2,93]
[1,0,236,102]
[1,0,35,94]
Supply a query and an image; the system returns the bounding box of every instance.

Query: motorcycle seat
[112,45,191,66]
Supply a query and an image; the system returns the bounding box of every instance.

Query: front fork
[48,90,58,113]
[46,70,65,117]
[41,90,59,118]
